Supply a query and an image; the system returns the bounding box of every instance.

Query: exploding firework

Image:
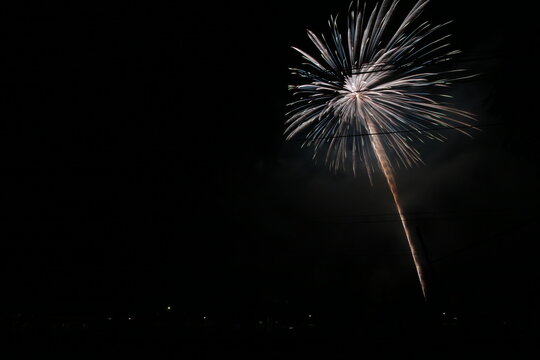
[285,0,476,299]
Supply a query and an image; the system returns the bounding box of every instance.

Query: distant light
[308,314,312,318]
[128,317,132,321]
[258,320,263,325]
[442,312,446,316]
[453,317,458,320]
[167,306,171,311]
[288,326,294,330]
[203,316,207,320]
[106,317,112,321]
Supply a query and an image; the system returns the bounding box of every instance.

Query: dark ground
[2,297,539,358]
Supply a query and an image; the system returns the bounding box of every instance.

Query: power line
[265,209,519,228]
[297,54,504,76]
[431,215,537,263]
[304,214,513,225]
[289,122,504,142]
[305,208,513,223]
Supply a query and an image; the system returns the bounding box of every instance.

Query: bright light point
[203,316,207,320]
[128,317,132,320]
[167,306,171,311]
[308,314,312,318]
[288,326,294,330]
[442,312,446,315]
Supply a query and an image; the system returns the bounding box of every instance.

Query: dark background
[1,0,539,357]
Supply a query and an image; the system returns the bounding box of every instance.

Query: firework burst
[285,0,476,299]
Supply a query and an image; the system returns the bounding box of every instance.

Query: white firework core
[286,0,476,299]
[343,74,369,93]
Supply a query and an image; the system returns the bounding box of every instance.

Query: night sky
[2,0,540,353]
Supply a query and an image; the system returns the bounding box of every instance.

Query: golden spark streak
[365,116,428,300]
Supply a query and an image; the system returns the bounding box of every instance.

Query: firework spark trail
[365,114,427,299]
[285,0,476,299]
